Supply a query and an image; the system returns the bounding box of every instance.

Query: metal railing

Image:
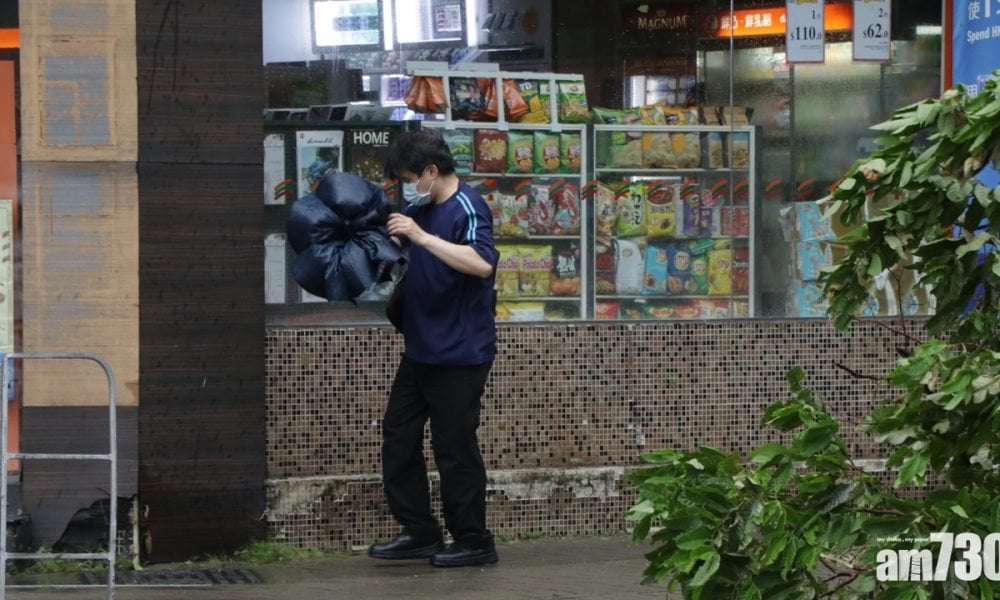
[0,353,117,600]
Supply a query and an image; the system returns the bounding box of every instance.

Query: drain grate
[82,568,262,586]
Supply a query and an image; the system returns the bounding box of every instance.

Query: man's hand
[387,213,430,247]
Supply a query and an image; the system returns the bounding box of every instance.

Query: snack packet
[550,180,581,235]
[534,131,561,174]
[595,240,617,295]
[507,131,534,174]
[708,248,733,295]
[560,131,582,173]
[516,79,550,123]
[495,245,520,298]
[615,238,644,295]
[592,181,621,239]
[644,181,678,237]
[518,245,552,296]
[641,244,669,296]
[642,132,677,168]
[616,182,646,237]
[550,242,581,296]
[557,81,591,123]
[527,184,553,235]
[443,129,473,174]
[474,129,507,173]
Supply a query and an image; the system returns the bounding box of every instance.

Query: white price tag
[853,0,891,61]
[785,0,825,63]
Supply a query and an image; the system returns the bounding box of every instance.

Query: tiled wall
[266,319,912,550]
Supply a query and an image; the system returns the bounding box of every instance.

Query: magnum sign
[623,4,694,34]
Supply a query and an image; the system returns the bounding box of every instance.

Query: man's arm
[387,213,493,278]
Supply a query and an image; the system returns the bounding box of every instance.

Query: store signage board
[623,4,695,34]
[953,0,1000,95]
[707,4,850,39]
[785,0,825,63]
[853,0,892,61]
[952,0,1000,187]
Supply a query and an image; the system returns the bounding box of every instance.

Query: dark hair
[383,129,456,180]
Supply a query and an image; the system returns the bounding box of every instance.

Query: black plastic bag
[385,271,405,333]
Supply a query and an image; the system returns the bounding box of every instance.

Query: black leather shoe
[368,532,444,560]
[430,541,498,568]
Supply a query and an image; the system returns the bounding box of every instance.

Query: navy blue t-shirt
[402,181,498,366]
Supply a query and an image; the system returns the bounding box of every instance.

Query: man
[369,129,499,568]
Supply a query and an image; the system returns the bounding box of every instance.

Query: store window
[262,0,942,326]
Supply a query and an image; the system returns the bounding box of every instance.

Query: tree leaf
[896,451,930,486]
[899,162,914,187]
[819,482,855,514]
[838,177,857,191]
[689,551,720,588]
[627,499,656,520]
[867,254,884,277]
[956,232,993,257]
[884,234,904,252]
[675,527,713,550]
[762,534,788,566]
[750,443,788,466]
[795,421,838,456]
[860,158,888,173]
[974,184,992,207]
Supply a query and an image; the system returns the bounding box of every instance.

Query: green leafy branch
[820,70,1000,340]
[629,71,1000,599]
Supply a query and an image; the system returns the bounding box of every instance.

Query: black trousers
[381,356,493,545]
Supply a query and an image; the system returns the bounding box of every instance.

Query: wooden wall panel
[135,0,265,562]
[20,162,140,406]
[17,0,140,410]
[19,0,137,162]
[20,407,138,546]
[136,0,262,165]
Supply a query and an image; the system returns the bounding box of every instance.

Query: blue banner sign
[953,0,1000,186]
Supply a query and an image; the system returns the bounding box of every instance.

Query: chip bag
[557,81,591,123]
[534,131,561,174]
[507,131,534,174]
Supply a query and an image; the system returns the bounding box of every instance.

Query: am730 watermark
[877,533,1000,582]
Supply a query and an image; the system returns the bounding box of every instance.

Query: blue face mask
[402,171,434,206]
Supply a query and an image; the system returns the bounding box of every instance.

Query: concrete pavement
[5,534,673,600]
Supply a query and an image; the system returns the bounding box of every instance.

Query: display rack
[411,63,591,321]
[590,124,757,321]
[405,61,588,130]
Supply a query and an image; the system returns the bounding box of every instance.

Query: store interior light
[393,0,472,46]
[383,0,395,49]
[395,0,419,44]
[916,25,942,36]
[465,0,478,47]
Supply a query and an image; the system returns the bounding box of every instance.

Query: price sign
[785,0,825,63]
[853,0,891,61]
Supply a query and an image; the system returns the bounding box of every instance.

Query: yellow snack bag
[495,245,520,298]
[518,245,553,297]
[708,248,732,295]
